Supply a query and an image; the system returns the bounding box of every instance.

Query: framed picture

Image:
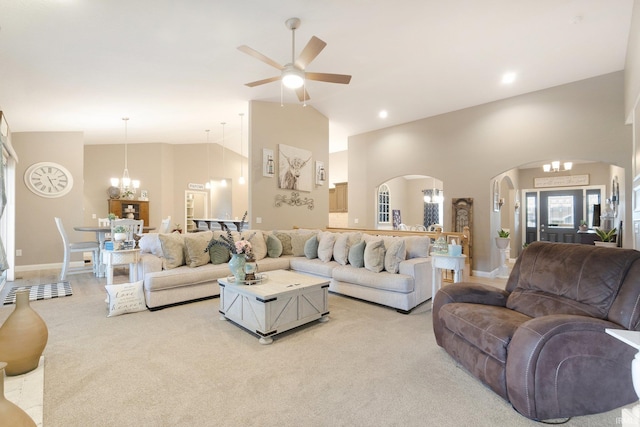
[139,190,149,201]
[493,180,500,212]
[263,148,275,178]
[392,209,401,229]
[315,161,326,185]
[278,144,312,192]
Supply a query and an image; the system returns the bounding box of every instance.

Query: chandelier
[543,161,572,173]
[110,117,140,198]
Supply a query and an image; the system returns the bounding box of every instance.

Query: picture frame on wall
[263,148,275,178]
[139,190,149,201]
[315,161,326,185]
[278,144,312,192]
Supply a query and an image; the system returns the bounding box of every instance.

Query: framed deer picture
[278,144,312,192]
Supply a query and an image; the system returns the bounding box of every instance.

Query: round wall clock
[24,162,74,198]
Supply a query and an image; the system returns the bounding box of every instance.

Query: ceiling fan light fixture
[282,66,305,89]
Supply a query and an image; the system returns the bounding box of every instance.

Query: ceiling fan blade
[295,36,327,69]
[295,86,310,102]
[305,72,352,84]
[245,76,281,87]
[238,45,284,70]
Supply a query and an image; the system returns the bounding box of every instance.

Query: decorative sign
[188,183,205,190]
[534,174,589,188]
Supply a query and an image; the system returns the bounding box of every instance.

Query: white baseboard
[15,261,85,273]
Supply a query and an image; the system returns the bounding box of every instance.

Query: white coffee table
[218,269,330,344]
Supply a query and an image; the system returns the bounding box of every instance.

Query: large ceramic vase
[228,253,246,282]
[0,289,48,376]
[0,362,36,427]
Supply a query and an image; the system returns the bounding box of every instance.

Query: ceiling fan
[238,17,352,102]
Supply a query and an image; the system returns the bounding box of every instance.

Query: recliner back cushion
[506,242,640,319]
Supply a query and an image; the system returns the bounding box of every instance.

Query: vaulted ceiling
[0,0,633,153]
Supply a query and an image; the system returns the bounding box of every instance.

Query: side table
[431,253,467,308]
[102,248,141,285]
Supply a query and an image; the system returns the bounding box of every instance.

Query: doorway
[524,187,602,244]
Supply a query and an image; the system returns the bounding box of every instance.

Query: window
[378,184,390,223]
[526,195,537,228]
[586,189,601,228]
[547,195,574,228]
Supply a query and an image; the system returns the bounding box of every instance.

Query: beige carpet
[0,270,632,427]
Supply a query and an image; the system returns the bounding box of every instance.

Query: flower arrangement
[205,211,254,257]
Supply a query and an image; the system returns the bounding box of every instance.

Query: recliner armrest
[432,282,509,345]
[506,314,637,420]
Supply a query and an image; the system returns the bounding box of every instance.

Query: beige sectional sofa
[136,229,433,313]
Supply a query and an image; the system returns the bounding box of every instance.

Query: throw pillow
[348,240,366,268]
[405,236,430,259]
[332,233,350,265]
[317,232,337,262]
[105,280,147,317]
[138,233,163,257]
[384,239,406,273]
[241,230,267,260]
[364,238,385,273]
[158,233,186,269]
[184,231,213,268]
[291,233,314,256]
[304,235,319,259]
[266,233,283,258]
[208,236,232,264]
[274,231,293,255]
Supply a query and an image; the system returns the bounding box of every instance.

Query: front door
[539,190,584,243]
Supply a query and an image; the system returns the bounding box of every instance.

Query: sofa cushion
[364,238,385,273]
[291,232,315,256]
[145,263,230,292]
[139,233,163,257]
[348,240,366,268]
[405,236,431,259]
[184,231,213,268]
[384,239,406,273]
[506,242,640,319]
[290,257,340,278]
[332,265,415,293]
[333,232,362,265]
[304,235,318,259]
[439,303,532,363]
[242,230,267,260]
[158,233,186,269]
[274,231,293,255]
[209,243,231,264]
[317,232,337,262]
[265,233,283,258]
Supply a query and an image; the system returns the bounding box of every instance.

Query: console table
[431,253,467,308]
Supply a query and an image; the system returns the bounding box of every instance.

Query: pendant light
[205,129,211,189]
[238,113,245,185]
[110,117,140,196]
[220,122,227,187]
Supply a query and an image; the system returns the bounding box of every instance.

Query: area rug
[3,282,72,305]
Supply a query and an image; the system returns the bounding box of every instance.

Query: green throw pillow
[266,234,283,258]
[348,240,366,268]
[304,235,318,259]
[209,240,231,264]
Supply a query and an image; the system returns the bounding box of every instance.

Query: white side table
[431,253,467,307]
[102,248,141,285]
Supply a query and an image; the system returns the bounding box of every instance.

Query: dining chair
[54,217,100,280]
[159,216,171,234]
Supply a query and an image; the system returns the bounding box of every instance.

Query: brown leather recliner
[433,241,640,421]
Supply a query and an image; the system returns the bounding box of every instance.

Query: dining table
[74,225,155,277]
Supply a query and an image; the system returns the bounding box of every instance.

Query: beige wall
[349,72,632,273]
[249,101,329,230]
[625,0,640,124]
[13,132,85,267]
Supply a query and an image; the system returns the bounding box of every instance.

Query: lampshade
[282,66,304,89]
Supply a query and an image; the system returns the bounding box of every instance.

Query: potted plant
[594,228,617,247]
[112,225,128,243]
[578,220,588,232]
[496,229,510,249]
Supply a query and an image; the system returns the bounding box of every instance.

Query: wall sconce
[498,198,505,210]
[514,200,520,211]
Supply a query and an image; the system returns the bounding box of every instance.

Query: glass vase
[229,253,246,283]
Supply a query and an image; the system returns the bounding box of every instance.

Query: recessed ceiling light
[502,72,516,84]
[378,110,388,119]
